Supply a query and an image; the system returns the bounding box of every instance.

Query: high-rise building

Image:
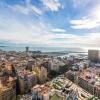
[18,70,37,94]
[0,77,16,100]
[26,47,29,52]
[39,67,47,83]
[33,66,47,83]
[88,50,100,62]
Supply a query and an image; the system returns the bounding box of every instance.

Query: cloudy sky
[0,0,100,50]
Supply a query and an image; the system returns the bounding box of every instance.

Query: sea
[0,46,86,52]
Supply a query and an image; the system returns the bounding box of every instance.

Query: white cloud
[44,32,100,48]
[8,0,42,15]
[0,13,100,48]
[73,0,90,8]
[70,17,100,29]
[70,4,100,29]
[31,6,42,15]
[0,15,100,49]
[9,0,62,15]
[0,1,100,49]
[51,28,66,32]
[0,14,51,44]
[42,0,62,11]
[9,5,30,14]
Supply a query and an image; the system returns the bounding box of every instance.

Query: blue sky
[0,0,100,50]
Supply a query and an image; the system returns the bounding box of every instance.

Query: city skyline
[0,0,100,51]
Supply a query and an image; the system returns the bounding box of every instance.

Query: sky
[0,0,100,50]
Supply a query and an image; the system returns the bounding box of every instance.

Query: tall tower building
[88,50,100,62]
[26,47,29,52]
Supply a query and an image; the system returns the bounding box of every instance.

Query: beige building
[0,77,16,100]
[18,70,37,94]
[33,66,47,83]
[39,67,47,83]
[88,50,100,62]
[32,84,50,100]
